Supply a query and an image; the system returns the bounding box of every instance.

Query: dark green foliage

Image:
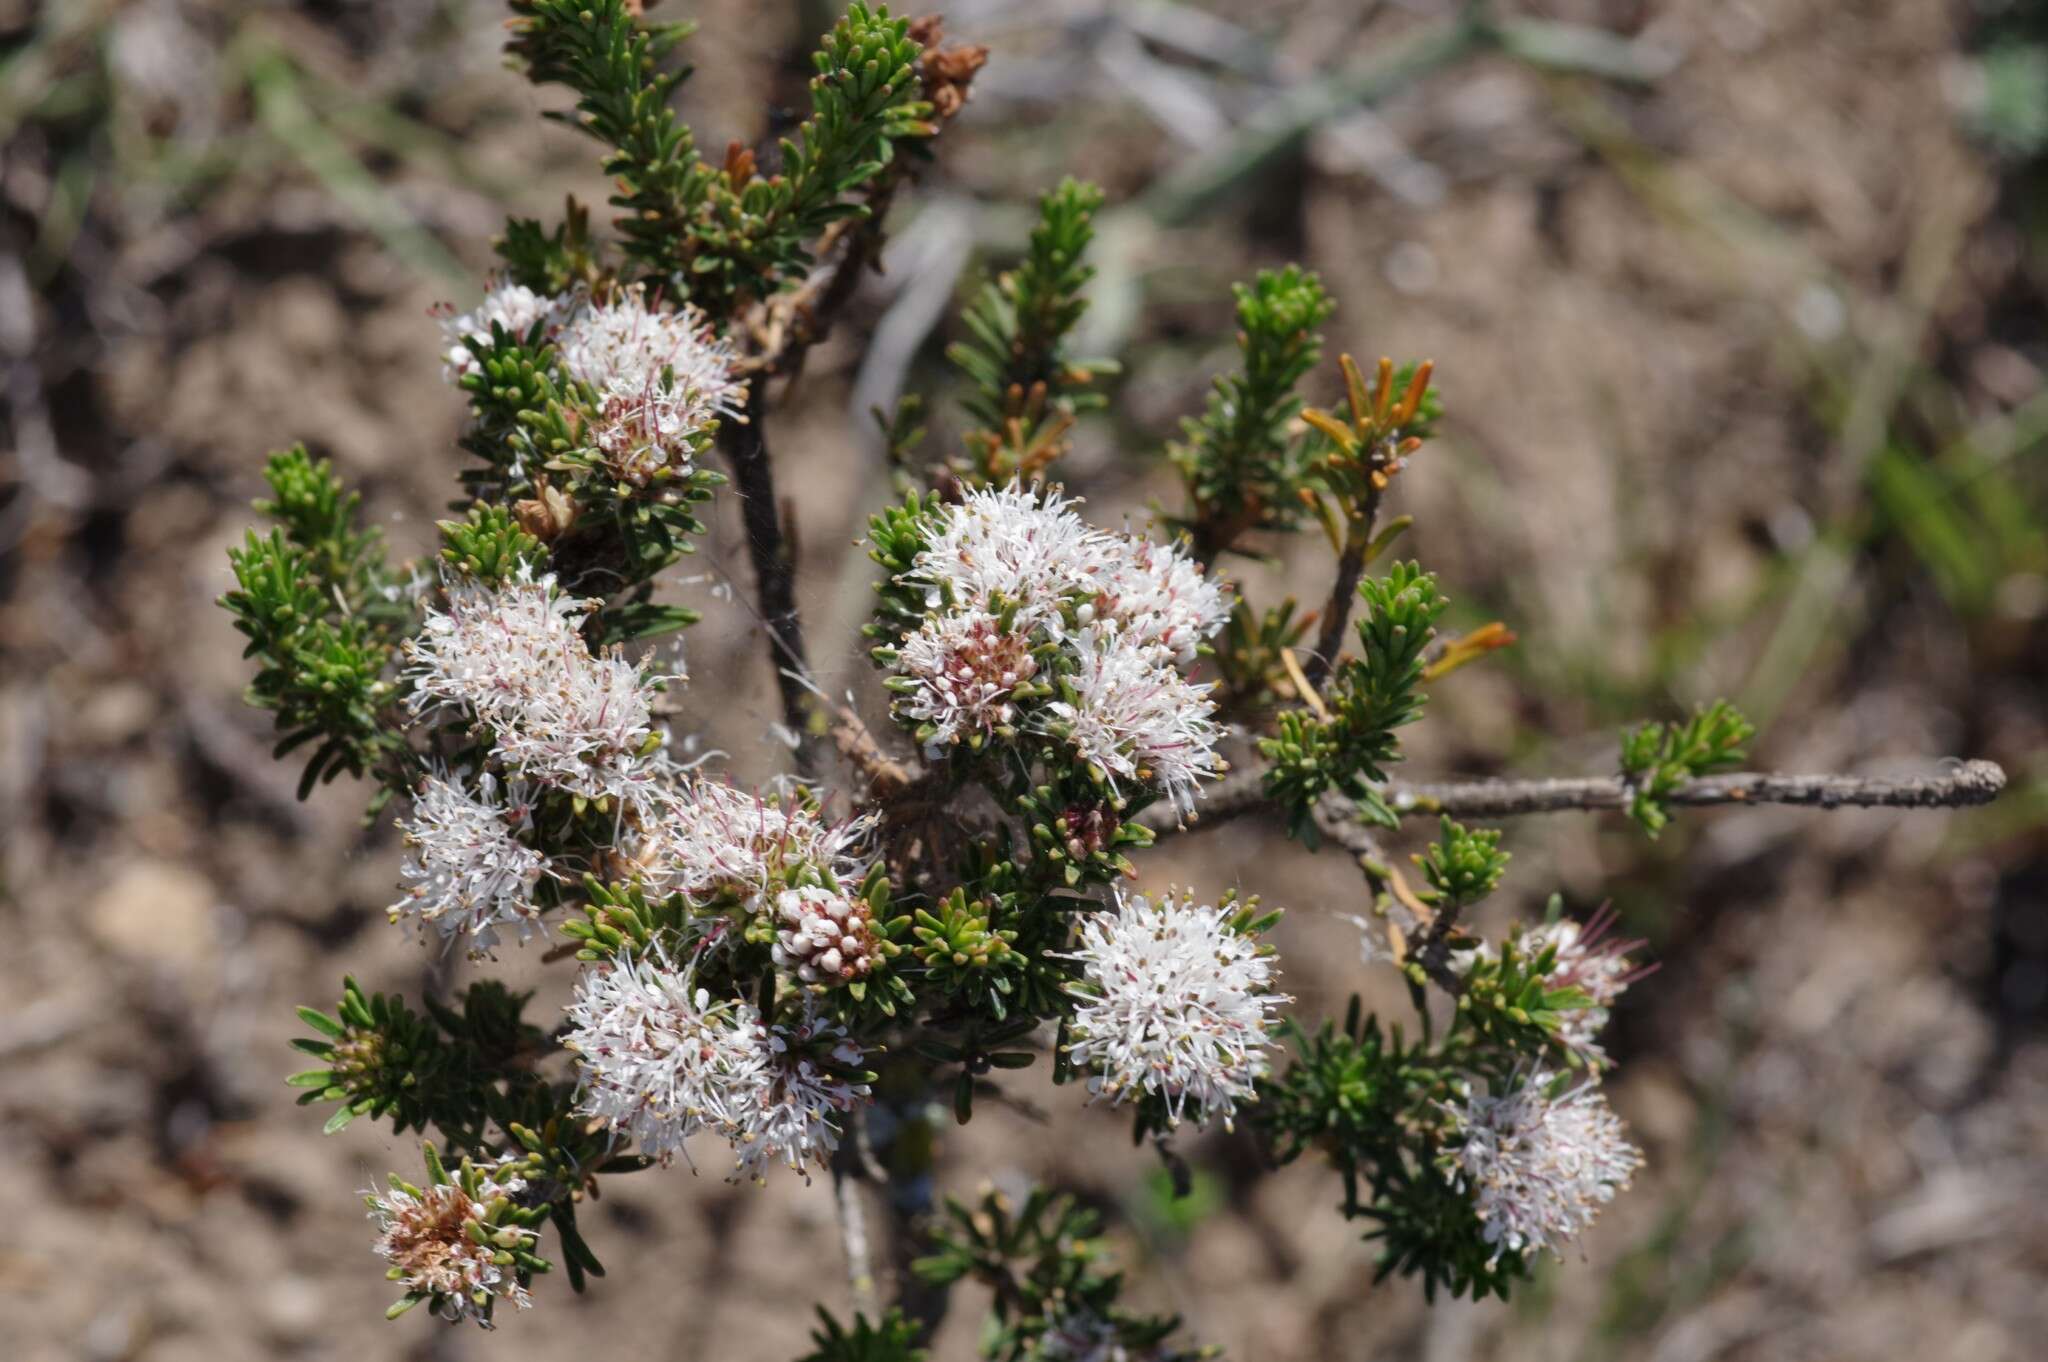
[1443,928,1594,1065]
[910,886,1025,1010]
[914,1188,1208,1360]
[506,0,706,284]
[451,322,583,507]
[1211,596,1313,707]
[507,1,931,314]
[289,977,494,1143]
[497,197,604,296]
[495,1081,650,1292]
[1620,699,1756,837]
[426,978,548,1071]
[1365,1146,1530,1303]
[800,1307,928,1362]
[1255,998,1527,1302]
[221,447,409,802]
[254,445,395,615]
[1261,562,1447,835]
[439,504,545,584]
[295,977,644,1293]
[702,5,931,307]
[912,1013,1049,1126]
[1169,266,1335,558]
[862,490,942,640]
[903,866,1076,1125]
[1257,1001,1421,1175]
[949,178,1118,481]
[559,876,697,962]
[1013,783,1154,888]
[1415,817,1509,907]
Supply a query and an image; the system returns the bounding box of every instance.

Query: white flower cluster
[364,1164,532,1326]
[438,280,569,381]
[1063,890,1287,1130]
[405,567,671,811]
[564,947,869,1180]
[438,282,744,485]
[890,485,1229,814]
[392,768,547,954]
[553,286,746,485]
[629,778,871,910]
[1049,625,1219,814]
[729,1007,872,1180]
[1453,907,1642,1062]
[1522,910,1638,1060]
[892,607,1039,748]
[1445,1075,1642,1263]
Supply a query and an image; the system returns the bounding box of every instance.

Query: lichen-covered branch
[1148,758,2008,833]
[1391,759,2008,818]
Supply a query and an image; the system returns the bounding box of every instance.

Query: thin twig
[1301,476,1385,696]
[1302,531,1368,694]
[1306,798,1464,995]
[717,387,818,776]
[830,702,919,801]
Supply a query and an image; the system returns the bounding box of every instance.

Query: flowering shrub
[223,2,2005,1353]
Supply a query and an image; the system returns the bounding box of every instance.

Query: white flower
[728,1006,871,1182]
[772,884,882,984]
[365,1163,533,1326]
[890,486,1230,811]
[893,607,1039,751]
[1063,889,1286,1130]
[405,568,670,810]
[628,779,871,912]
[905,485,1229,655]
[392,768,547,954]
[439,281,568,381]
[907,483,1107,619]
[1445,1074,1643,1263]
[1045,626,1222,815]
[564,947,772,1167]
[1091,530,1229,665]
[565,951,869,1180]
[554,288,746,484]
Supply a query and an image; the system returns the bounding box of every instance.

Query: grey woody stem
[717,387,818,778]
[832,1157,880,1321]
[1146,759,2007,833]
[1389,760,2008,818]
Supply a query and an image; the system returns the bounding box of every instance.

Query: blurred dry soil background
[3,1,2048,1360]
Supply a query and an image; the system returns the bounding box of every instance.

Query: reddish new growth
[909,15,989,121]
[1058,800,1121,862]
